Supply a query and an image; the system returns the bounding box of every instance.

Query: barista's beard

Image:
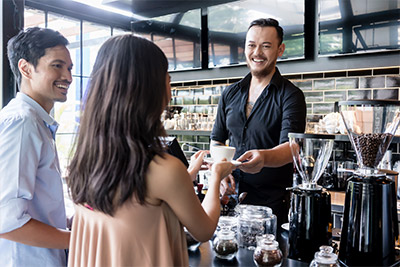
[246,62,275,79]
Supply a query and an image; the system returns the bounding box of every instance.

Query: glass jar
[309,246,339,267]
[217,216,238,234]
[253,234,283,267]
[237,205,277,249]
[213,228,239,260]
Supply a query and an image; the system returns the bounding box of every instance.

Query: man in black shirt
[211,18,306,226]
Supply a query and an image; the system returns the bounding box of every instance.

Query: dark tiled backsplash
[170,67,400,121]
[170,67,400,159]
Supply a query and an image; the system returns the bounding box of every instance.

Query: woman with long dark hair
[67,34,235,266]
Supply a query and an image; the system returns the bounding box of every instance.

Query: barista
[211,18,306,226]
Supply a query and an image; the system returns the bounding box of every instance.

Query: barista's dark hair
[248,18,284,45]
[68,35,169,216]
[7,27,69,87]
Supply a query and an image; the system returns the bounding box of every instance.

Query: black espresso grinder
[287,133,335,262]
[338,100,400,266]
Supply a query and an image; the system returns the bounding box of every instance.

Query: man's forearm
[0,218,70,249]
[262,142,293,167]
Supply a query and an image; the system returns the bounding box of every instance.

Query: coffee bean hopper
[338,100,400,266]
[287,133,335,262]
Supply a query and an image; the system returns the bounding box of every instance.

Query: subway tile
[183,81,197,86]
[212,95,221,105]
[170,82,183,87]
[303,73,324,79]
[314,79,335,90]
[174,97,183,105]
[336,77,359,89]
[194,106,204,113]
[197,96,211,104]
[182,135,195,142]
[386,75,400,88]
[193,88,204,95]
[360,76,385,88]
[304,91,323,103]
[228,78,241,84]
[213,79,228,85]
[198,80,212,86]
[292,80,313,91]
[348,69,372,77]
[214,86,222,94]
[176,89,190,96]
[312,103,335,115]
[204,87,215,95]
[284,74,302,80]
[188,106,195,113]
[181,106,188,113]
[347,90,371,100]
[183,96,195,105]
[198,135,210,143]
[373,67,399,75]
[324,91,346,102]
[324,71,347,78]
[307,104,312,115]
[373,89,399,100]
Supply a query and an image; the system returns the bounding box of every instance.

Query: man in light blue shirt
[0,27,73,266]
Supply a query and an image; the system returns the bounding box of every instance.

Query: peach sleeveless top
[68,200,189,267]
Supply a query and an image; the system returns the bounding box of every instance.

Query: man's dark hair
[7,27,69,86]
[248,18,284,45]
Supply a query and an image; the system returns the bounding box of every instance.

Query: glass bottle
[309,246,339,267]
[213,228,239,260]
[253,234,283,267]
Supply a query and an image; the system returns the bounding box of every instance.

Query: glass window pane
[82,22,111,76]
[24,7,45,28]
[131,9,201,70]
[112,27,131,36]
[208,0,305,67]
[319,0,400,55]
[47,13,81,76]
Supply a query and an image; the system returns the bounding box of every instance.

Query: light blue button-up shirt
[0,93,67,266]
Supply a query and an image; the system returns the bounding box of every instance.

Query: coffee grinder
[287,133,335,262]
[338,100,400,266]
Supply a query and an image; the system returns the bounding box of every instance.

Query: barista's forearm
[261,142,293,167]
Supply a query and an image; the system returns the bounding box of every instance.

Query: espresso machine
[288,133,335,262]
[338,100,400,266]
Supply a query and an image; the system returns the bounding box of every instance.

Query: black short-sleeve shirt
[211,68,306,221]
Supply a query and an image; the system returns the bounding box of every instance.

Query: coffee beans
[253,249,283,266]
[351,133,393,168]
[214,240,238,259]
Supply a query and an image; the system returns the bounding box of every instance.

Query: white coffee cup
[210,145,236,162]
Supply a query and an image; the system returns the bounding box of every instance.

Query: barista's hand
[237,150,265,174]
[219,174,236,196]
[187,150,208,181]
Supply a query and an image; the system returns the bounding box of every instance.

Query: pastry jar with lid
[213,228,239,260]
[253,234,283,267]
[309,246,339,267]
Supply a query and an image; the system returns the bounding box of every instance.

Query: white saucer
[281,222,289,231]
[204,158,242,167]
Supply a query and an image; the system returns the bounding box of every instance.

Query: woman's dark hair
[248,18,284,45]
[67,35,169,216]
[7,27,69,87]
